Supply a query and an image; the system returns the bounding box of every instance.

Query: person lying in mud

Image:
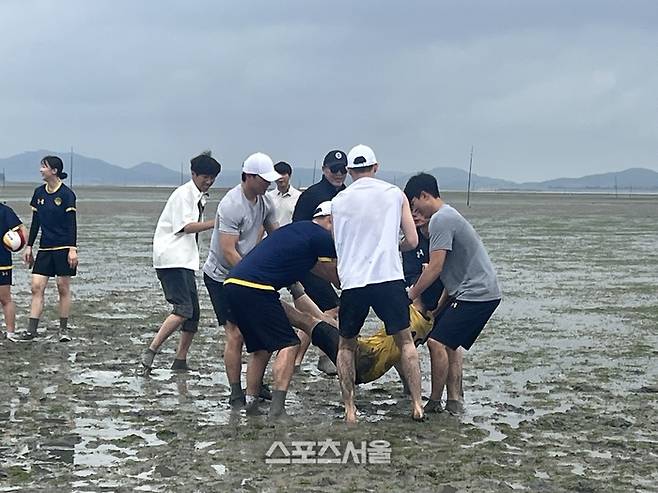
[283,294,463,415]
[283,298,430,383]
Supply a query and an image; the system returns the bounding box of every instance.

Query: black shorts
[156,268,200,332]
[430,298,500,350]
[204,273,236,326]
[301,271,339,311]
[0,269,12,286]
[338,280,410,339]
[224,283,300,353]
[33,249,76,277]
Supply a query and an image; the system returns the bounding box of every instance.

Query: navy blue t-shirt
[402,227,444,310]
[30,183,77,248]
[229,221,336,290]
[0,203,22,268]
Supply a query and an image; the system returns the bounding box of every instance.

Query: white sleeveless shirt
[331,177,404,290]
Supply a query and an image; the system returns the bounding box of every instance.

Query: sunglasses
[329,164,347,174]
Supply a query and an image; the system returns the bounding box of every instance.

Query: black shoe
[228,394,246,408]
[171,359,193,371]
[445,400,465,415]
[259,383,272,401]
[424,399,443,414]
[18,331,37,342]
[58,330,72,343]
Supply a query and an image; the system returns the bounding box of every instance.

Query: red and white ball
[3,229,26,252]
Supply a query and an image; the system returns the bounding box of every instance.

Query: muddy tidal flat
[1,185,657,492]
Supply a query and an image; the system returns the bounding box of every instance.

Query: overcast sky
[1,0,656,182]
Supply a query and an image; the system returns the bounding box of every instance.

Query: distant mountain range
[1,150,657,191]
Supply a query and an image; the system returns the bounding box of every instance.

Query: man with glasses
[203,152,281,407]
[291,150,347,374]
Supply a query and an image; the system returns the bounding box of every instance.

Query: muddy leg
[337,336,358,423]
[393,328,424,421]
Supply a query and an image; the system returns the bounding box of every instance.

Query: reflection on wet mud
[1,187,657,491]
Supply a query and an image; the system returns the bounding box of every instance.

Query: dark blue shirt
[292,176,345,222]
[30,183,77,248]
[402,227,430,287]
[402,227,444,310]
[0,204,22,268]
[229,221,336,290]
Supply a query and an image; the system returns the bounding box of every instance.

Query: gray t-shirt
[429,204,501,302]
[203,184,276,282]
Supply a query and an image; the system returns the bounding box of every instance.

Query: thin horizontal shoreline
[2,181,658,197]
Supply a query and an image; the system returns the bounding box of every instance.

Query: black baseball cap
[322,150,347,169]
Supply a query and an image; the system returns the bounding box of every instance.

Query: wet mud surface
[1,186,657,492]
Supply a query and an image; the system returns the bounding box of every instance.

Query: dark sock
[59,318,68,331]
[230,382,244,399]
[28,318,39,335]
[269,390,287,418]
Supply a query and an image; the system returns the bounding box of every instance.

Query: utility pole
[312,159,317,185]
[466,145,474,207]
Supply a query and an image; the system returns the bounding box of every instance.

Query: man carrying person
[291,150,347,318]
[331,144,424,423]
[405,172,501,414]
[140,151,221,373]
[291,150,348,374]
[266,161,301,227]
[222,201,338,419]
[401,209,464,412]
[203,152,281,407]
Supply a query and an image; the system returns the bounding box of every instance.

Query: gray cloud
[0,0,656,181]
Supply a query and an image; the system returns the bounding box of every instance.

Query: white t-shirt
[331,177,405,290]
[203,184,276,282]
[153,180,207,271]
[266,185,301,227]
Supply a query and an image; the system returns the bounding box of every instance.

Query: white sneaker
[5,331,21,342]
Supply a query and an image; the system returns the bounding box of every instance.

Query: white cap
[347,144,377,169]
[312,201,332,218]
[242,152,281,182]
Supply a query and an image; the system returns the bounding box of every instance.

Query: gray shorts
[156,268,200,332]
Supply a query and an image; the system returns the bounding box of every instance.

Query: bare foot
[344,407,358,424]
[412,407,425,422]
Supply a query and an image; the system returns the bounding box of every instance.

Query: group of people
[1,156,79,343]
[141,145,501,423]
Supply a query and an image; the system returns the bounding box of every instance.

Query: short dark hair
[42,155,67,180]
[274,161,292,176]
[190,150,221,176]
[404,173,440,202]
